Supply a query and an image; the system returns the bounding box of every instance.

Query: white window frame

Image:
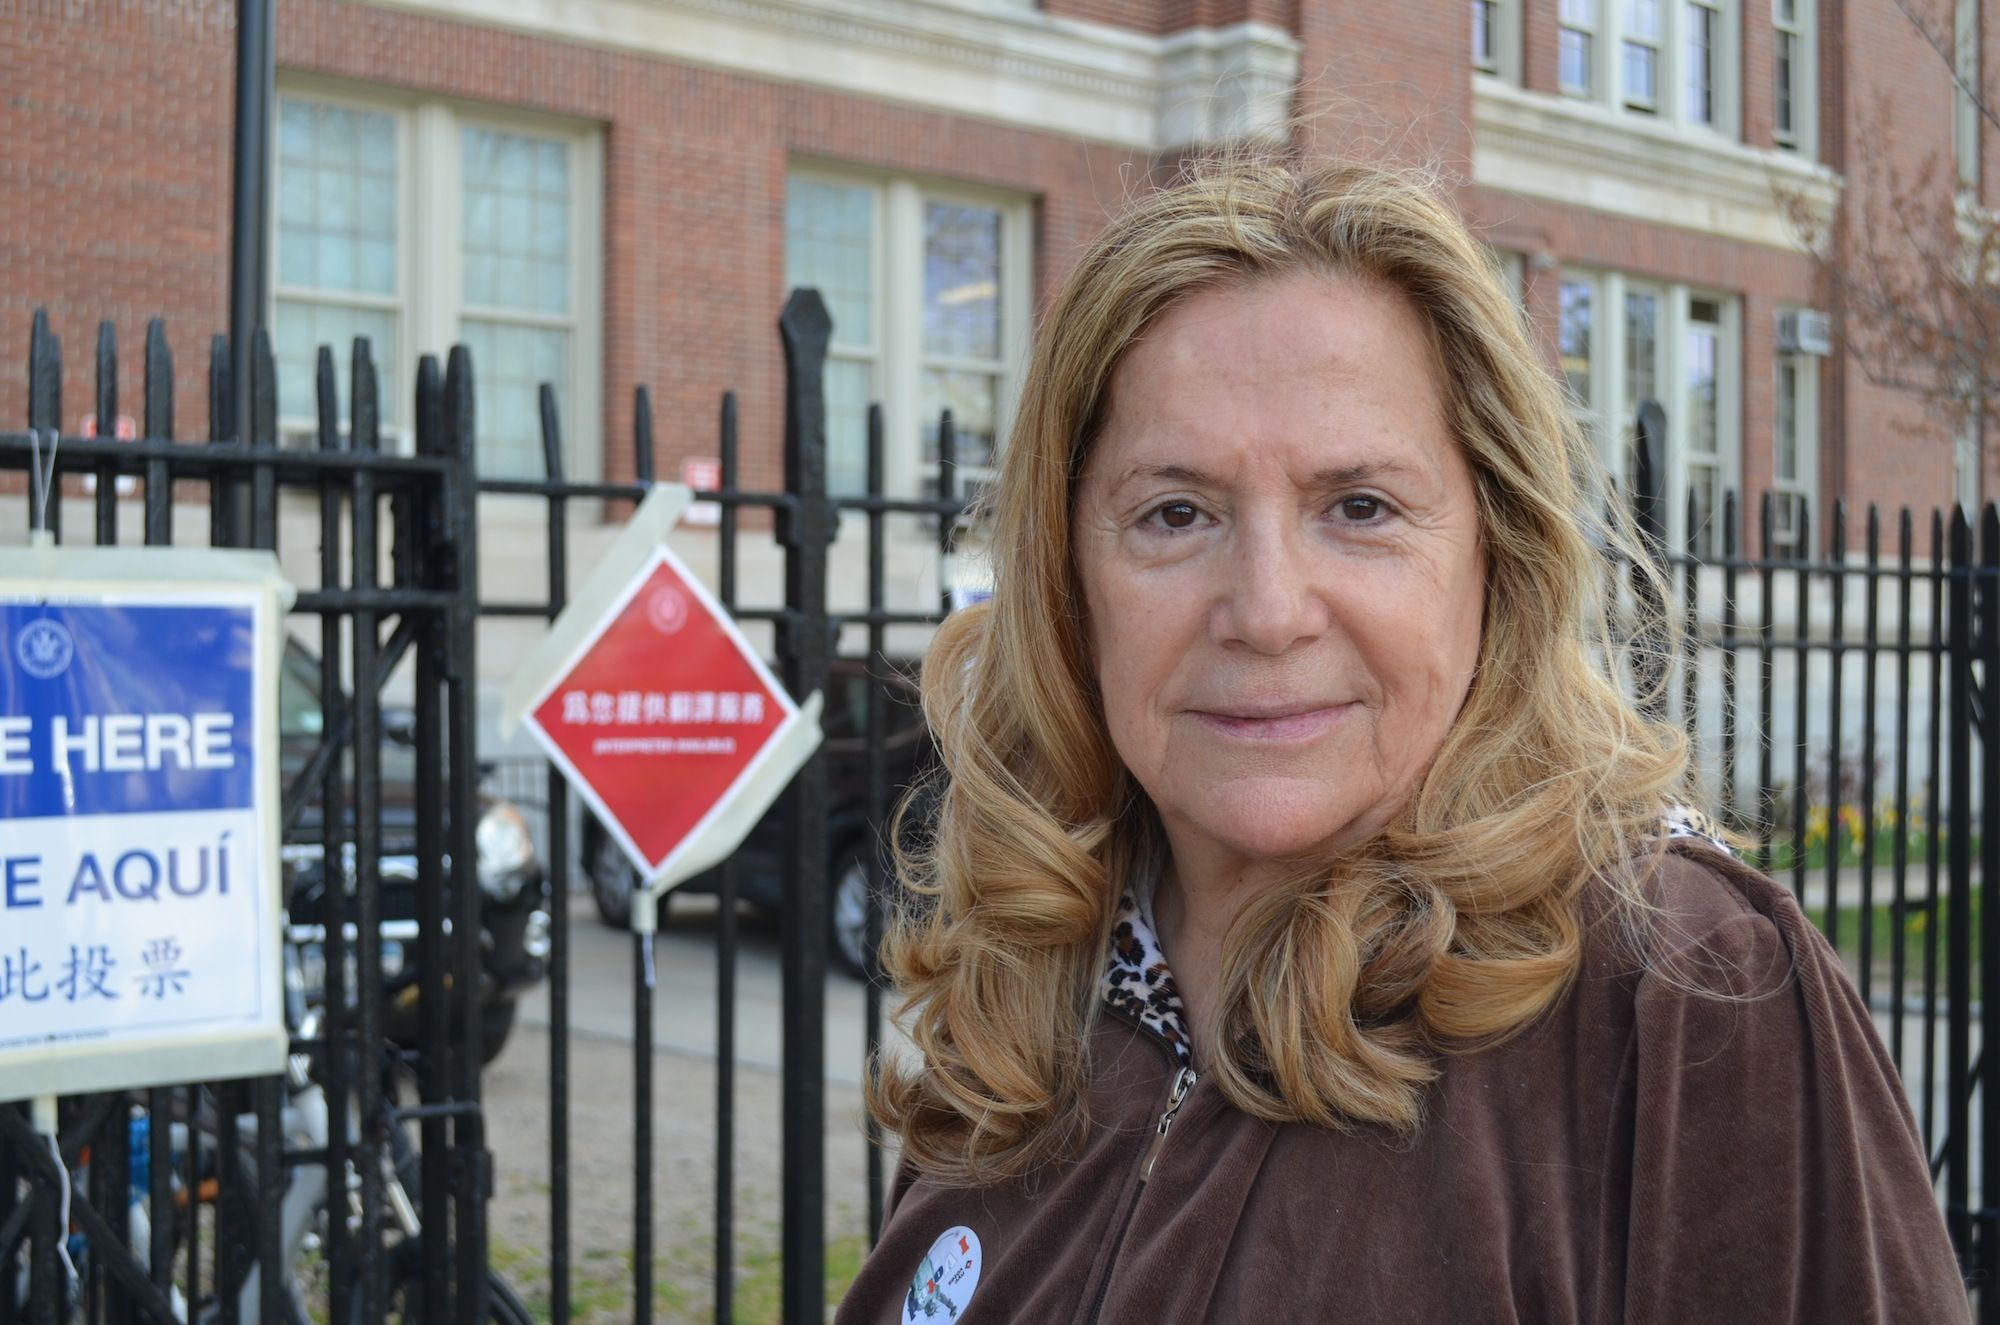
[1771,0,1818,156]
[1559,0,1742,137]
[1563,267,1742,552]
[1621,0,1664,112]
[1771,325,1820,557]
[270,75,604,481]
[1957,0,1981,192]
[785,161,1032,502]
[1560,0,1601,97]
[1474,0,1522,84]
[1958,410,1983,511]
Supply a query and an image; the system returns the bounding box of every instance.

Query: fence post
[1979,503,2000,1310]
[1630,399,1670,718]
[777,288,834,1324]
[1947,507,1974,1273]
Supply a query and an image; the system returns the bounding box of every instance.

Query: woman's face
[1074,274,1487,872]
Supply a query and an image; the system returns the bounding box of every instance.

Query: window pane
[923,201,1002,362]
[461,318,570,478]
[1622,289,1660,453]
[1775,359,1799,482]
[1623,42,1656,105]
[826,357,873,496]
[1473,0,1495,68]
[273,299,398,429]
[786,177,876,351]
[1560,29,1594,92]
[1685,3,1716,124]
[462,127,571,315]
[921,369,999,472]
[1560,279,1593,413]
[1688,459,1723,556]
[274,97,397,296]
[1685,324,1719,461]
[1776,32,1796,139]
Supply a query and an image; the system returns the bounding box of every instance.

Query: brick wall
[0,0,1153,499]
[2,0,1987,525]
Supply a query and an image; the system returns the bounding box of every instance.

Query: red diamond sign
[505,487,821,900]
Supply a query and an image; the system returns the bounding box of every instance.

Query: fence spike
[540,384,565,482]
[937,408,956,501]
[208,334,230,443]
[352,338,379,454]
[414,354,442,459]
[631,385,652,484]
[28,308,61,433]
[1831,498,1848,559]
[1759,488,1774,561]
[445,344,476,470]
[95,320,117,435]
[143,319,173,442]
[719,391,738,488]
[1723,489,1737,559]
[315,346,340,452]
[250,327,278,450]
[94,321,119,541]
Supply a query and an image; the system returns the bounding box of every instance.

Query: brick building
[1,0,1989,663]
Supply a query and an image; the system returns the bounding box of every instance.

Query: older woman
[836,162,1966,1323]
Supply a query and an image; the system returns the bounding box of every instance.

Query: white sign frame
[500,484,823,921]
[0,544,293,1101]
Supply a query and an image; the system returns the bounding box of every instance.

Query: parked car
[276,638,551,1062]
[581,656,933,978]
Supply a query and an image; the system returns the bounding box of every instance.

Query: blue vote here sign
[0,551,289,1100]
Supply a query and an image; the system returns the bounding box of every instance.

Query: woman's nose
[1218,519,1330,655]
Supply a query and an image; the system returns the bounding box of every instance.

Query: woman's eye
[1337,495,1387,522]
[1152,501,1203,530]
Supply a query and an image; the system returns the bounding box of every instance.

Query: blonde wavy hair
[871,159,1688,1184]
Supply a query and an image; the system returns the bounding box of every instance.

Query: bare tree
[1777,0,2000,439]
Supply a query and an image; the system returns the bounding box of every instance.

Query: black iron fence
[0,313,495,1323]
[4,304,1996,1324]
[1628,405,2000,1306]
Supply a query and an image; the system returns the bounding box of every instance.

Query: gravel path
[480,1024,886,1322]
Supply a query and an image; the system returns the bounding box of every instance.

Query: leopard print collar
[1098,805,1734,1066]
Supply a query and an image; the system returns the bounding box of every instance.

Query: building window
[1773,0,1802,148]
[275,100,403,443]
[1560,277,1595,427]
[1560,0,1598,95]
[1475,0,1522,82]
[1622,0,1662,111]
[272,86,602,479]
[1684,0,1721,125]
[1772,346,1817,557]
[459,127,579,480]
[1557,0,1742,135]
[1957,411,1982,511]
[1957,0,1980,190]
[785,167,1031,498]
[1684,295,1725,553]
[1564,269,1741,552]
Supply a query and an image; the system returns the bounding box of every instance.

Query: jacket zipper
[1084,1062,1199,1325]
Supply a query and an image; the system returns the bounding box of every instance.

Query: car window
[280,645,326,739]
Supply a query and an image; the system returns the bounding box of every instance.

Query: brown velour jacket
[836,843,1970,1324]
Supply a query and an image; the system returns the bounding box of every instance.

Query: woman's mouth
[1187,703,1354,743]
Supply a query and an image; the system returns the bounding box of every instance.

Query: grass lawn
[490,1231,869,1324]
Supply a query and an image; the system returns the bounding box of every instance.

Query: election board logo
[647,586,689,635]
[903,1227,981,1323]
[15,618,73,680]
[523,549,797,878]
